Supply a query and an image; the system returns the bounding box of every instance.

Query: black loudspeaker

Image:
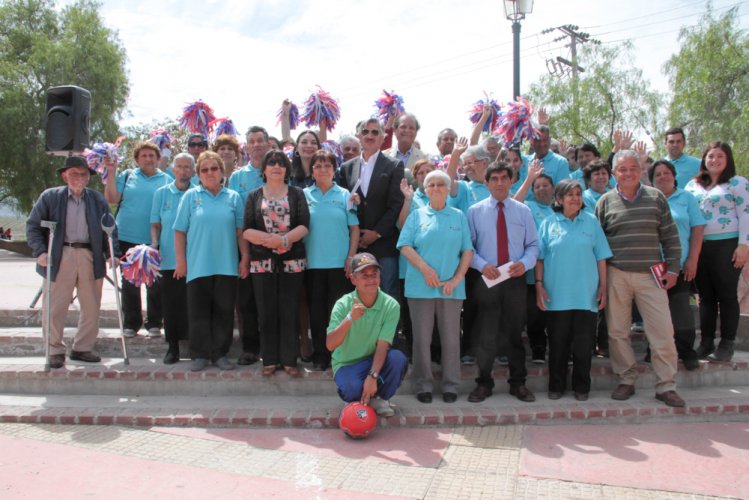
[45,85,91,155]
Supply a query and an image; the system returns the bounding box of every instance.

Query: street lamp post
[503,0,534,100]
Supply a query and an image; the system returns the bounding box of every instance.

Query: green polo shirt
[327,289,400,375]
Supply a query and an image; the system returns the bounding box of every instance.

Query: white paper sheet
[481,261,514,288]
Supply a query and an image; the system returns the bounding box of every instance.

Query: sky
[59,0,748,151]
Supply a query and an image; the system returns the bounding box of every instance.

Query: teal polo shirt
[570,168,585,189]
[667,154,701,191]
[328,289,400,375]
[150,182,189,270]
[524,200,554,284]
[228,164,264,206]
[303,184,359,269]
[398,189,429,279]
[582,188,607,214]
[115,168,170,243]
[172,185,244,282]
[397,205,473,300]
[538,211,613,312]
[448,180,490,214]
[667,188,706,268]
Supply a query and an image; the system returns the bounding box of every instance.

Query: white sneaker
[122,329,137,338]
[148,328,162,338]
[370,398,395,417]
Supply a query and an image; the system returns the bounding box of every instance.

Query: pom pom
[321,140,343,167]
[82,136,125,182]
[495,97,540,147]
[431,154,451,172]
[179,99,216,136]
[276,101,299,130]
[374,89,405,123]
[300,86,340,131]
[469,92,502,133]
[209,117,239,142]
[283,144,295,161]
[149,128,171,157]
[121,244,161,287]
[239,142,251,166]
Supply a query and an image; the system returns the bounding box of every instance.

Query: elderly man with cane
[26,156,120,369]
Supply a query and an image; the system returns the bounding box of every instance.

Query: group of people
[26,104,747,416]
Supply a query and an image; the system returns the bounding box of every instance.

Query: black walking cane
[101,213,129,365]
[39,220,57,372]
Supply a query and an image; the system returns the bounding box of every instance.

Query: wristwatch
[368,369,379,380]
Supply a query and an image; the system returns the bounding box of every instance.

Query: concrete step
[0,354,747,397]
[0,386,747,428]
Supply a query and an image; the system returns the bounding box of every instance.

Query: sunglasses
[200,166,220,173]
[360,129,380,136]
[188,142,207,148]
[266,158,287,167]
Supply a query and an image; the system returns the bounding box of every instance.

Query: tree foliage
[0,0,129,211]
[526,42,664,156]
[663,6,749,174]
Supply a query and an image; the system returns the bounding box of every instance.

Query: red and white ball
[339,402,377,439]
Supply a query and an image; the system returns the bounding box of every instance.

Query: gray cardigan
[26,186,119,281]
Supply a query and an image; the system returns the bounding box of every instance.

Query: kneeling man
[327,253,408,417]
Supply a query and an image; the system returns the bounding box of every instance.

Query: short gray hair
[173,152,195,168]
[339,134,360,147]
[395,112,420,131]
[357,118,384,134]
[424,169,451,189]
[461,144,491,162]
[613,149,640,169]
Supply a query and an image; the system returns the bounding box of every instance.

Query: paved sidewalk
[0,422,739,499]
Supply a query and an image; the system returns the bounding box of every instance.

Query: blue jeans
[334,349,408,402]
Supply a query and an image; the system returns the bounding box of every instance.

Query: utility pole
[542,25,599,140]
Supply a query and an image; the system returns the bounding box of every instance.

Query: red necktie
[496,201,510,265]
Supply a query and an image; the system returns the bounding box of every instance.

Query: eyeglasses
[200,166,220,173]
[188,142,207,148]
[426,182,447,188]
[360,129,380,136]
[266,158,286,167]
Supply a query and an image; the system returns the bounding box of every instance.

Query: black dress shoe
[310,362,329,372]
[468,385,493,403]
[70,351,101,363]
[49,354,65,369]
[547,391,563,400]
[574,392,589,401]
[443,392,458,403]
[417,392,433,403]
[683,357,700,371]
[163,345,179,365]
[237,352,259,365]
[510,385,536,402]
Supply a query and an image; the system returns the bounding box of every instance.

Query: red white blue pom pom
[374,90,405,123]
[301,86,340,130]
[276,101,299,130]
[179,99,216,136]
[283,144,295,161]
[321,140,343,166]
[209,117,239,142]
[149,128,171,156]
[121,244,161,287]
[469,92,502,133]
[82,136,125,181]
[496,97,540,147]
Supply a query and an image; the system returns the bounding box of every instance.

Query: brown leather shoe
[656,390,685,408]
[611,384,635,401]
[49,354,65,369]
[510,385,536,402]
[468,385,492,403]
[70,351,101,363]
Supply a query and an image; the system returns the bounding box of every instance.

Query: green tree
[663,6,749,174]
[526,42,664,156]
[0,0,129,212]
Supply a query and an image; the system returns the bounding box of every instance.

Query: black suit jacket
[338,152,404,258]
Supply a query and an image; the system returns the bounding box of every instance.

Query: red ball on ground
[339,402,377,439]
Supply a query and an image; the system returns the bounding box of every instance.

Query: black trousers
[668,272,698,361]
[460,270,479,356]
[187,275,237,361]
[119,240,162,331]
[472,272,527,388]
[252,271,304,367]
[525,284,548,354]
[306,268,352,365]
[595,311,608,350]
[696,238,741,343]
[160,271,188,344]
[236,275,260,355]
[547,309,596,394]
